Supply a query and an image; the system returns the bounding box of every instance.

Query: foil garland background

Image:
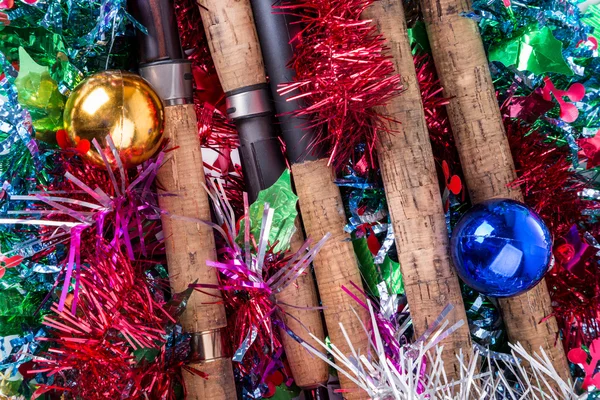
[0,0,599,396]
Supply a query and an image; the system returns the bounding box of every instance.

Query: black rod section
[128,0,182,63]
[250,0,325,164]
[225,83,287,202]
[128,0,193,106]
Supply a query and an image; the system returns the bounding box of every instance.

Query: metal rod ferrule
[225,84,272,120]
[190,328,231,363]
[139,59,194,106]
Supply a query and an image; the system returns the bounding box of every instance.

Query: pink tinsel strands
[46,147,165,258]
[3,144,167,315]
[212,248,288,377]
[207,242,327,379]
[193,187,328,384]
[52,150,165,258]
[277,0,402,170]
[30,241,196,400]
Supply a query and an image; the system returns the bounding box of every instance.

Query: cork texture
[185,359,237,400]
[292,159,369,399]
[275,223,329,388]
[158,104,226,333]
[363,1,472,378]
[419,0,569,377]
[197,0,266,92]
[157,104,236,397]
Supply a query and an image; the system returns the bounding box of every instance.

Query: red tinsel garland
[413,51,466,202]
[505,118,587,238]
[278,0,402,170]
[31,242,198,400]
[174,0,243,210]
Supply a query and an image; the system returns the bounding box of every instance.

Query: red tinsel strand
[197,102,240,152]
[504,115,600,351]
[31,241,190,400]
[205,162,245,220]
[208,248,292,376]
[277,0,402,170]
[173,0,215,80]
[174,0,243,210]
[547,262,600,353]
[505,119,587,237]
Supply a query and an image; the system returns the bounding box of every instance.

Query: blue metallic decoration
[450,199,553,297]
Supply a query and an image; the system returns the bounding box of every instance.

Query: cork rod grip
[362,1,472,378]
[157,104,236,397]
[275,223,328,389]
[419,0,569,376]
[197,0,266,92]
[158,104,225,332]
[276,273,328,388]
[185,359,236,400]
[293,159,370,400]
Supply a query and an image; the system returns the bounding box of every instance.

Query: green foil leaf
[352,236,404,296]
[1,0,139,92]
[14,47,65,136]
[237,170,298,254]
[488,26,573,76]
[407,21,431,54]
[0,289,45,336]
[133,347,160,364]
[270,383,301,400]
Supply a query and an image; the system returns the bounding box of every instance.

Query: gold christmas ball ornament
[63,70,165,169]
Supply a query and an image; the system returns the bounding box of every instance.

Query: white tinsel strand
[301,300,583,399]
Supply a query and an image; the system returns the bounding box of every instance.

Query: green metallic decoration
[582,4,600,39]
[352,236,404,296]
[238,170,299,254]
[489,26,573,76]
[407,21,431,54]
[14,47,65,138]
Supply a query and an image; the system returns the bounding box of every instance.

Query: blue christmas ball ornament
[450,199,553,298]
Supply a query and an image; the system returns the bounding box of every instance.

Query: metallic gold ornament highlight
[63,70,165,168]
